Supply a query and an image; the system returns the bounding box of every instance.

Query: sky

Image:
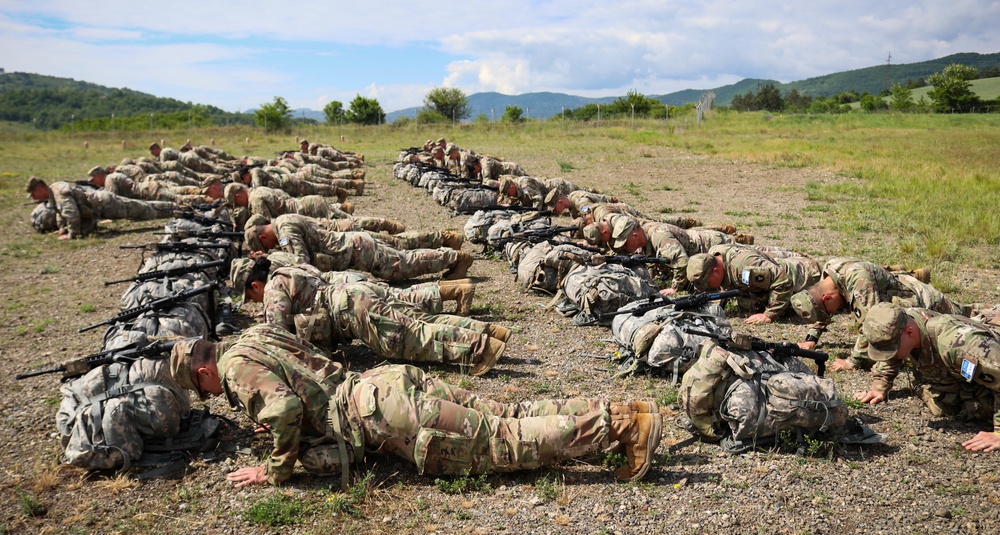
[1,0,998,114]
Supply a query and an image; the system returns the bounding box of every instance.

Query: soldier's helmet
[30,203,58,233]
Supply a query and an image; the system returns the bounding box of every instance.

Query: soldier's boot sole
[735,233,754,245]
[442,231,464,250]
[444,252,474,280]
[335,187,350,204]
[471,337,505,376]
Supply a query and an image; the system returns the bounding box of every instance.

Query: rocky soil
[2,138,999,534]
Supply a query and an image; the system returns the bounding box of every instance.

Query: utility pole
[885,51,892,93]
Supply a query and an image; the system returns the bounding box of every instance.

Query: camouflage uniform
[266,214,461,281]
[248,187,393,231]
[47,181,178,239]
[699,244,821,320]
[479,156,526,181]
[104,173,208,204]
[795,258,973,364]
[250,167,358,197]
[209,324,612,484]
[262,267,487,365]
[178,150,228,174]
[497,175,548,209]
[562,191,618,218]
[866,306,1000,428]
[635,219,735,292]
[587,203,700,230]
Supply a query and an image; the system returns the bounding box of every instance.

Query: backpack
[464,209,517,245]
[551,263,660,326]
[516,242,596,295]
[610,301,731,381]
[447,188,497,214]
[680,340,850,453]
[487,216,552,253]
[392,162,421,185]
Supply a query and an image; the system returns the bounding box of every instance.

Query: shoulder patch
[741,268,772,290]
[279,236,289,247]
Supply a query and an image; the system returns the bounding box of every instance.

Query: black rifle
[79,282,219,333]
[685,329,828,377]
[453,205,553,216]
[604,254,675,268]
[16,338,186,382]
[602,289,743,319]
[155,230,244,242]
[510,225,580,243]
[172,210,235,231]
[120,242,233,253]
[186,199,225,212]
[104,259,226,286]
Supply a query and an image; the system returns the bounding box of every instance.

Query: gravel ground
[2,139,999,534]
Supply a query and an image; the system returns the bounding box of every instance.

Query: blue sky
[1,0,997,113]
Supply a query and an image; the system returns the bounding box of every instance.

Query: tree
[927,63,981,112]
[345,95,385,125]
[501,105,525,123]
[783,89,812,112]
[254,96,292,132]
[323,100,344,124]
[416,109,449,124]
[423,87,470,123]
[889,84,914,112]
[859,93,887,113]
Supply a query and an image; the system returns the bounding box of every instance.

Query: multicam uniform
[587,203,701,230]
[262,267,487,365]
[562,191,618,218]
[250,167,360,197]
[869,308,1000,428]
[47,181,179,239]
[479,156,526,181]
[703,244,821,320]
[634,219,737,292]
[247,187,395,233]
[799,258,973,363]
[214,324,613,484]
[266,214,462,281]
[497,175,548,209]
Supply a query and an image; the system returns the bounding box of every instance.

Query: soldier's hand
[962,431,1000,452]
[744,313,772,324]
[659,288,677,297]
[853,389,885,405]
[227,464,268,488]
[830,358,856,372]
[797,341,817,351]
[58,234,71,241]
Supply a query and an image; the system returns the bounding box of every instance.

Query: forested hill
[0,71,252,129]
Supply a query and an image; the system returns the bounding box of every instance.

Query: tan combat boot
[486,323,512,343]
[444,251,474,280]
[351,180,365,196]
[351,169,366,180]
[439,278,475,316]
[882,264,908,272]
[735,233,754,245]
[383,220,407,234]
[334,187,350,204]
[910,268,931,283]
[628,400,660,414]
[442,231,464,250]
[709,224,736,235]
[339,201,354,214]
[677,217,702,229]
[470,336,505,376]
[608,402,662,482]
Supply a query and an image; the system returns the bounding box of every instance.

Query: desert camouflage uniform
[248,187,393,230]
[178,150,227,174]
[159,147,180,162]
[290,152,354,171]
[870,308,1000,428]
[190,145,236,162]
[104,173,209,204]
[587,202,700,230]
[543,177,590,198]
[215,324,611,484]
[704,244,821,320]
[262,267,488,365]
[802,258,973,364]
[47,181,178,239]
[268,214,461,281]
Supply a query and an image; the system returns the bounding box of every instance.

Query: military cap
[229,257,253,297]
[544,189,561,206]
[120,157,135,165]
[148,142,160,150]
[686,253,714,288]
[223,183,245,205]
[300,139,309,145]
[170,339,214,398]
[30,203,58,233]
[200,176,222,189]
[445,142,458,154]
[611,217,637,248]
[88,166,105,177]
[431,146,444,155]
[435,137,446,145]
[790,291,830,324]
[862,302,908,361]
[25,176,46,194]
[582,223,601,244]
[243,214,269,252]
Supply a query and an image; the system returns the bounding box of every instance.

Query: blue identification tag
[741,269,751,285]
[961,359,977,382]
[279,237,289,247]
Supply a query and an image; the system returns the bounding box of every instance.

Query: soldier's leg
[367,244,461,281]
[352,366,610,475]
[371,230,443,250]
[352,216,405,234]
[388,282,443,314]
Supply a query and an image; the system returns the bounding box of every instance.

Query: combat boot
[735,233,755,245]
[439,278,475,316]
[471,336,505,376]
[444,251,474,280]
[486,323,512,343]
[676,217,702,229]
[442,231,464,250]
[882,264,908,273]
[334,187,350,204]
[608,402,662,482]
[339,201,354,215]
[351,169,366,180]
[629,400,660,414]
[351,180,365,196]
[384,220,407,234]
[910,268,931,283]
[709,224,736,235]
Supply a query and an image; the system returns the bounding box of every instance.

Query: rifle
[79,282,219,333]
[172,210,235,231]
[603,254,675,268]
[601,289,743,319]
[186,199,225,212]
[684,329,828,377]
[120,241,233,253]
[104,259,226,286]
[453,205,552,216]
[154,230,244,242]
[16,338,187,382]
[508,225,580,245]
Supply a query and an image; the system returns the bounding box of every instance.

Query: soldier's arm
[54,190,82,238]
[262,277,297,332]
[764,281,793,321]
[225,357,304,484]
[277,225,313,265]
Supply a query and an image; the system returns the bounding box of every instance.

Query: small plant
[623,182,642,196]
[534,473,561,502]
[40,265,61,274]
[598,451,626,469]
[79,304,96,313]
[18,489,46,517]
[844,398,866,409]
[33,319,53,333]
[557,161,575,172]
[246,493,315,526]
[658,207,676,214]
[436,474,493,495]
[656,385,678,407]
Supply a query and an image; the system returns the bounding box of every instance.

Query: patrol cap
[148,142,160,150]
[431,146,444,155]
[611,217,637,248]
[435,137,445,145]
[544,189,561,206]
[686,253,714,288]
[25,176,46,194]
[88,166,105,177]
[862,302,908,361]
[445,142,458,154]
[170,339,215,398]
[229,257,253,296]
[223,183,245,205]
[300,139,309,146]
[791,290,830,324]
[201,176,222,189]
[243,214,269,252]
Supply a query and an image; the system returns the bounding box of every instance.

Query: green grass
[245,494,315,526]
[557,160,575,172]
[434,474,492,495]
[17,489,45,517]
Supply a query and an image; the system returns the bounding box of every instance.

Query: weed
[79,304,96,313]
[934,484,977,497]
[597,451,627,469]
[33,319,53,333]
[557,161,575,172]
[623,182,642,196]
[434,474,492,495]
[656,385,678,407]
[455,510,471,520]
[658,207,676,214]
[15,326,29,336]
[40,264,61,274]
[43,397,60,406]
[18,489,45,517]
[246,494,315,526]
[844,398,866,409]
[532,382,555,395]
[724,210,755,217]
[534,473,561,502]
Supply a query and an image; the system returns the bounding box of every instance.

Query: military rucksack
[447,188,496,214]
[464,209,518,245]
[515,242,598,295]
[551,263,660,326]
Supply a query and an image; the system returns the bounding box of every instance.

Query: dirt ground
[2,139,1000,535]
